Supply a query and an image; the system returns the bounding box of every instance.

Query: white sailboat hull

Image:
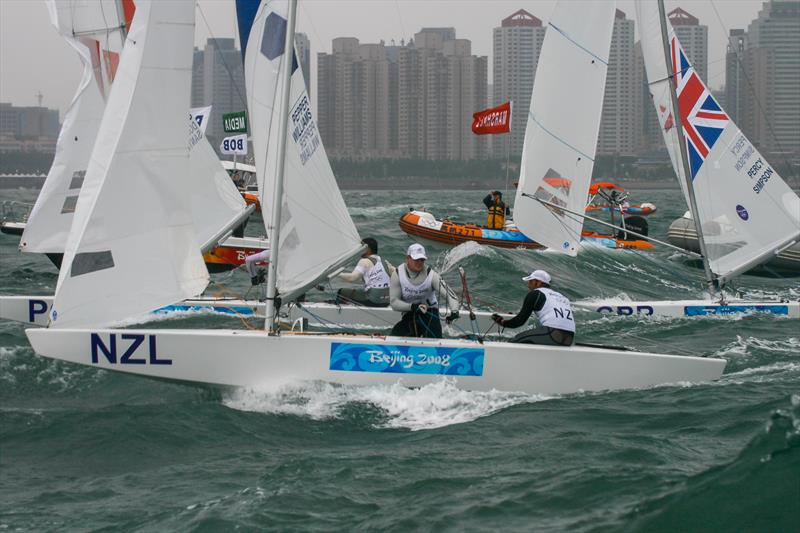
[25,328,726,395]
[574,298,800,318]
[0,295,510,331]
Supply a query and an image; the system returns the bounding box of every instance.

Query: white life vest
[398,263,438,307]
[363,255,391,289]
[535,287,575,332]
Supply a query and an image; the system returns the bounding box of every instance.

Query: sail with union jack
[671,37,729,179]
[637,1,799,283]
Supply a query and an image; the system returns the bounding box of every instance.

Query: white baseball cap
[522,269,551,284]
[407,243,427,260]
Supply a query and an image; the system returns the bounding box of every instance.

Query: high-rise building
[741,0,800,156]
[597,9,636,157]
[491,9,545,158]
[317,38,392,159]
[318,29,487,161]
[668,8,708,81]
[192,38,246,144]
[724,29,747,124]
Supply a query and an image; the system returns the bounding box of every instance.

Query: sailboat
[0,0,261,325]
[23,0,725,395]
[575,0,799,319]
[1,0,259,266]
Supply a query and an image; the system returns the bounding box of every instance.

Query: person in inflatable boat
[483,190,510,230]
[335,237,396,307]
[492,269,575,346]
[389,243,460,338]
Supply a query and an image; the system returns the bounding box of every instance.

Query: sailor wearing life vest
[492,269,575,346]
[483,190,510,230]
[336,238,396,307]
[389,243,460,338]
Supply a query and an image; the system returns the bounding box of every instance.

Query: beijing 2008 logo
[736,204,749,221]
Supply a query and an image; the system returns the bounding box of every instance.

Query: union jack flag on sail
[671,36,729,179]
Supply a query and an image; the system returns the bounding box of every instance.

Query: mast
[264,0,298,333]
[656,0,718,299]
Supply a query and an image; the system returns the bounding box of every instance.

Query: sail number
[222,138,245,152]
[90,333,172,365]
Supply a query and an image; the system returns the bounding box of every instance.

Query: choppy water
[1,188,798,531]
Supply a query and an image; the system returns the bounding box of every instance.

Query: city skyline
[1,0,768,117]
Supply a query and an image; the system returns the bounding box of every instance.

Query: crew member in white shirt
[336,238,396,307]
[389,243,459,338]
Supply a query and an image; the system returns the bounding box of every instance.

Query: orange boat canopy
[589,182,625,195]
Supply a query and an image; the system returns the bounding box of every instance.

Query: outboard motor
[618,215,648,241]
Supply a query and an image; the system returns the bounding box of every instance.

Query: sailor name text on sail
[291,95,320,165]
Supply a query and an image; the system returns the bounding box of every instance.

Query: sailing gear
[510,325,574,346]
[335,287,389,307]
[445,310,460,324]
[500,287,575,345]
[522,269,551,284]
[361,255,391,289]
[397,264,438,307]
[245,248,271,277]
[391,307,442,338]
[250,269,266,286]
[483,193,509,230]
[407,243,427,260]
[535,287,575,332]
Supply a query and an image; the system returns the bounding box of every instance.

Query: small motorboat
[585,182,657,216]
[399,210,654,250]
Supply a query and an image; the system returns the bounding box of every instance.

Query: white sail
[188,123,249,249]
[513,0,616,256]
[241,0,362,296]
[50,0,208,329]
[20,0,132,254]
[637,1,800,283]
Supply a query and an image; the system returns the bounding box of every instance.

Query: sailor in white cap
[491,269,575,346]
[389,243,460,338]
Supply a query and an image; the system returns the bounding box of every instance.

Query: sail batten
[513,1,616,256]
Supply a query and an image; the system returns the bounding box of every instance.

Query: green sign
[223,111,248,134]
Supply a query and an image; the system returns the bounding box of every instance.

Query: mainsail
[513,0,616,256]
[237,0,362,296]
[50,0,208,329]
[637,1,800,284]
[20,0,134,254]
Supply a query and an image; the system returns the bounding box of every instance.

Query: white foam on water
[348,204,411,217]
[223,378,547,431]
[438,241,496,274]
[714,335,800,358]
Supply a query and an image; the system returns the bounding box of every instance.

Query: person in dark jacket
[492,270,575,346]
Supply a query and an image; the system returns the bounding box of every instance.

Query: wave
[621,394,800,531]
[222,378,547,431]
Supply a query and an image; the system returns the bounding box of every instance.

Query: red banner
[471,101,512,135]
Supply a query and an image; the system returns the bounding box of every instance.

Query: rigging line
[393,0,408,43]
[195,2,248,110]
[528,112,594,162]
[708,0,799,185]
[548,23,608,66]
[296,1,324,54]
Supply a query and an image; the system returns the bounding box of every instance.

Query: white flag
[220,134,248,155]
[190,106,212,134]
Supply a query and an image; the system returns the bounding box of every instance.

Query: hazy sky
[0,0,767,117]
